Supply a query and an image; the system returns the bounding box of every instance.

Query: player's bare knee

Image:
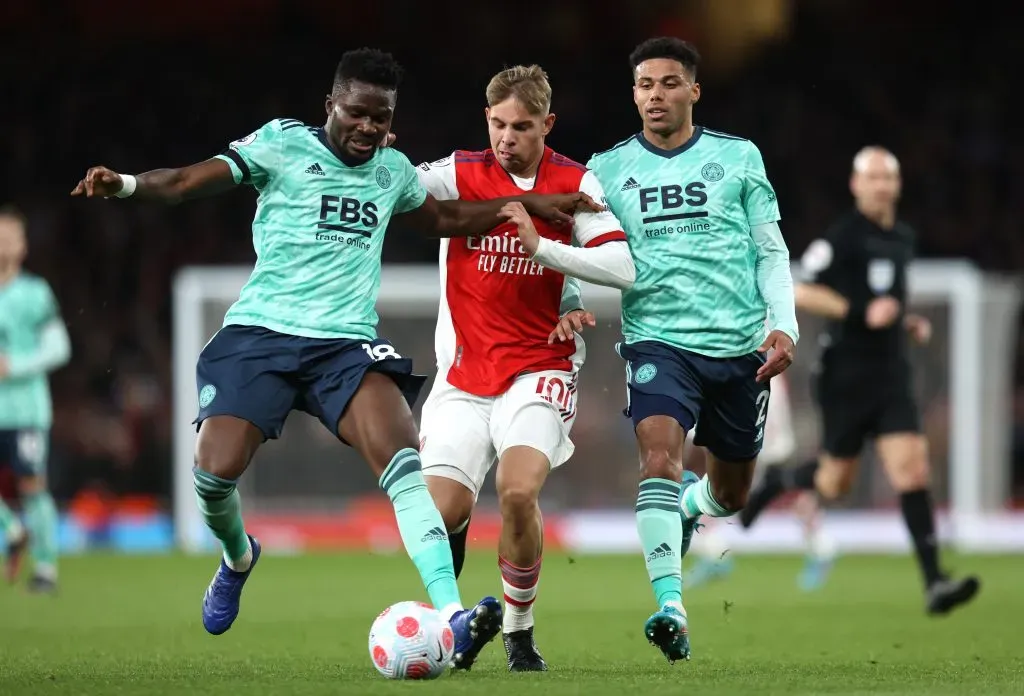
[195,416,262,480]
[497,483,540,526]
[879,434,930,492]
[639,447,681,481]
[425,474,474,531]
[636,416,684,481]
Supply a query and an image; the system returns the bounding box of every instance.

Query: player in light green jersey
[0,205,71,594]
[585,38,799,662]
[72,48,598,668]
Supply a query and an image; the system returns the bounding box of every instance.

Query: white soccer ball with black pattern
[368,601,455,680]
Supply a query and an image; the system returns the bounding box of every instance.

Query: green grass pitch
[1,551,1020,695]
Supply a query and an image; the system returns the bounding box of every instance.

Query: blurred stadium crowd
[1,0,1020,507]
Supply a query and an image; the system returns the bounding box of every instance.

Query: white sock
[500,557,541,633]
[6,519,24,543]
[697,523,729,561]
[34,562,57,581]
[224,539,253,572]
[680,475,731,519]
[440,602,463,623]
[808,526,837,561]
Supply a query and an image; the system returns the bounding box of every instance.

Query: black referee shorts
[814,367,921,458]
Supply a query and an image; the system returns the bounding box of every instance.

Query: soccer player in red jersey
[414,65,635,671]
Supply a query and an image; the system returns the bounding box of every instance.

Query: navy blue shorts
[618,340,770,462]
[0,429,49,477]
[194,325,427,441]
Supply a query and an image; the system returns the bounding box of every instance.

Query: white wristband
[114,174,137,198]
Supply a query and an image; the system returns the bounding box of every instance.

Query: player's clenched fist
[548,309,596,344]
[70,166,125,198]
[498,201,542,255]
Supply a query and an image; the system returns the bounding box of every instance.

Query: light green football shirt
[588,126,783,357]
[216,119,427,340]
[0,273,70,429]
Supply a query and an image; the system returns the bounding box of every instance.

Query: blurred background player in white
[740,147,979,615]
[683,373,838,591]
[0,205,71,593]
[415,65,634,672]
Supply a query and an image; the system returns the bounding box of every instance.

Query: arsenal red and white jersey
[417,147,626,397]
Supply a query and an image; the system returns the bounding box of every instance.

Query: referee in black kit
[740,146,979,615]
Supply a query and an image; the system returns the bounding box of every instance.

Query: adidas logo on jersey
[646,542,674,561]
[621,177,640,191]
[305,162,325,176]
[421,526,447,543]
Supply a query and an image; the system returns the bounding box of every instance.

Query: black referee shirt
[800,209,915,374]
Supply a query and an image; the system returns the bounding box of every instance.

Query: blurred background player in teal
[0,205,71,594]
[585,37,799,662]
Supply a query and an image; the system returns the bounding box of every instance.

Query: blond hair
[485,65,552,116]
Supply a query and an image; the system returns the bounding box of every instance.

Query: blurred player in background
[415,65,634,671]
[0,205,71,594]
[740,147,980,615]
[71,48,600,662]
[578,38,798,662]
[683,373,838,591]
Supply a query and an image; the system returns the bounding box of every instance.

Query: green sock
[23,491,58,580]
[0,498,24,542]
[380,448,462,617]
[681,474,731,519]
[193,468,252,568]
[636,478,683,608]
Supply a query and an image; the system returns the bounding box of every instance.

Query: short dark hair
[333,48,404,93]
[0,204,26,227]
[629,37,701,78]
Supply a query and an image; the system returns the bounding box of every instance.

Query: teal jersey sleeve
[393,154,428,214]
[742,142,781,227]
[215,119,287,188]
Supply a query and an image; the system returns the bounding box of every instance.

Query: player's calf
[634,416,686,616]
[424,474,475,579]
[495,445,549,671]
[193,416,263,635]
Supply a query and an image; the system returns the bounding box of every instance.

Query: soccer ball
[368,601,455,680]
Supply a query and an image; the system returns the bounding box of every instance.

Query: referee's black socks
[739,459,819,529]
[899,489,943,587]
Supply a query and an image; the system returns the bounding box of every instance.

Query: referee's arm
[795,236,858,320]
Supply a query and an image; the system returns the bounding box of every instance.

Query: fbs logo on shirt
[316,195,380,238]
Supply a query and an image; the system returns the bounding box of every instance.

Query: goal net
[172,262,1021,554]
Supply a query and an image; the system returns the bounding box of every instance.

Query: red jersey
[416,147,626,396]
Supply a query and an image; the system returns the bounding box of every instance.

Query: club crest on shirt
[231,132,257,147]
[375,166,392,190]
[701,162,724,182]
[868,259,895,292]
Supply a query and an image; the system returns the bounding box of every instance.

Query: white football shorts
[419,369,578,498]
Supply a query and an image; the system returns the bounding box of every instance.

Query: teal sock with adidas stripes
[681,474,731,519]
[636,478,683,608]
[380,448,462,615]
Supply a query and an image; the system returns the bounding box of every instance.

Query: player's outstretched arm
[794,283,850,319]
[499,202,635,290]
[70,159,237,205]
[399,193,604,239]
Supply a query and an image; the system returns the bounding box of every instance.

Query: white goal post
[172,261,1021,553]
